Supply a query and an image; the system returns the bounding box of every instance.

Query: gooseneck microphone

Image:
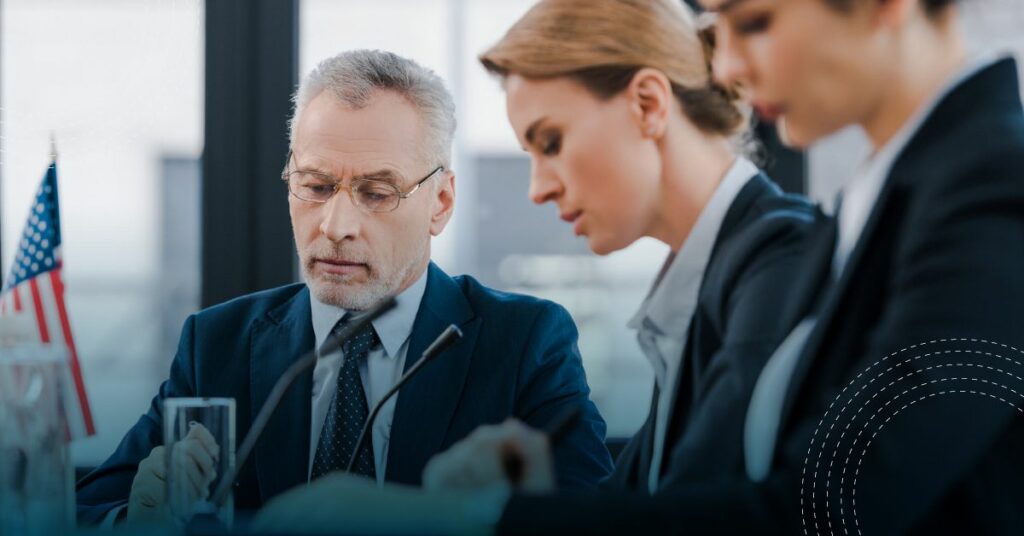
[208,296,397,507]
[344,324,463,474]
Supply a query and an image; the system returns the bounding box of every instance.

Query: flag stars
[3,171,62,288]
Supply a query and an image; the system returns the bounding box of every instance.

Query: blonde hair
[479,0,747,137]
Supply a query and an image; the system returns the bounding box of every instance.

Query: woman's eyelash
[735,15,771,35]
[540,135,561,155]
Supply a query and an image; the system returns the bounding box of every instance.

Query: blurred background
[1,0,1022,468]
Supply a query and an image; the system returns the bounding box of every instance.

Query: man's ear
[626,67,673,139]
[429,171,456,236]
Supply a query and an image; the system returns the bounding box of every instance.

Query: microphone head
[422,324,463,361]
[440,324,463,344]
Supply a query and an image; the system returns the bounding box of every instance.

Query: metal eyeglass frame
[281,149,444,213]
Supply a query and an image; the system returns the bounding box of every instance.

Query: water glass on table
[0,345,73,536]
[163,397,236,527]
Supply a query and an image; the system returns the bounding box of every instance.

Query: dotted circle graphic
[799,338,1024,535]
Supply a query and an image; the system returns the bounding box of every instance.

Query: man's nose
[319,191,362,242]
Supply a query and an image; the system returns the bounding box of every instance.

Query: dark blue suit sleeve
[75,314,199,525]
[513,302,614,489]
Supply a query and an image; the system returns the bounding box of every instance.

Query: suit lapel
[777,181,891,430]
[633,387,660,488]
[250,287,315,503]
[386,263,479,484]
[781,215,837,331]
[678,174,766,400]
[648,175,774,485]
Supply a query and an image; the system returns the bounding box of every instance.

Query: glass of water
[163,397,235,527]
[0,344,73,536]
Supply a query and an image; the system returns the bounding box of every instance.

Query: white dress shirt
[627,156,760,493]
[307,269,428,483]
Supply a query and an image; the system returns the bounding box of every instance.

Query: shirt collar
[833,52,1009,279]
[309,268,429,359]
[627,156,759,340]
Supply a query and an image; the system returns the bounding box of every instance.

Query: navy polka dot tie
[311,316,379,480]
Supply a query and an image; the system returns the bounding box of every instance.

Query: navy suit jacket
[500,58,1024,535]
[76,262,612,524]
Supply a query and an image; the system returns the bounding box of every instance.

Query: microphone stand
[344,324,463,474]
[206,296,397,507]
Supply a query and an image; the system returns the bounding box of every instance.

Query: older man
[76,50,612,525]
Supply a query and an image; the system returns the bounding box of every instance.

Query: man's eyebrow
[524,116,548,145]
[706,0,752,14]
[352,169,401,185]
[290,160,334,176]
[291,165,401,185]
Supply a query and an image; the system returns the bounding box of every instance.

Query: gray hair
[289,49,456,170]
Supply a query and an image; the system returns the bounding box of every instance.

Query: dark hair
[824,0,958,16]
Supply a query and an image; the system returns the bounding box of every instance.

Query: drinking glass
[163,397,235,527]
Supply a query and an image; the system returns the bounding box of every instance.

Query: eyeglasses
[281,150,444,213]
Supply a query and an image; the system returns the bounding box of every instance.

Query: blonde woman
[472,0,820,493]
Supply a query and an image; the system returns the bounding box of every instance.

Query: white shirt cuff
[100,504,128,528]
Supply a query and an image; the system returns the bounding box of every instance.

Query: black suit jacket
[500,58,1024,535]
[76,263,613,524]
[606,174,819,490]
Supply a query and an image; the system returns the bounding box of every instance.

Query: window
[0,0,204,465]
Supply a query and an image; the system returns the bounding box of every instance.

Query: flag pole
[49,132,58,164]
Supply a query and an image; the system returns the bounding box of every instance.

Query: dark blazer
[605,174,819,490]
[499,58,1024,535]
[76,262,613,525]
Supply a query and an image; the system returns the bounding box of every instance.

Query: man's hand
[127,445,168,523]
[127,422,220,523]
[423,419,555,494]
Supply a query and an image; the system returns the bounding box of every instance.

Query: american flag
[1,161,94,438]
